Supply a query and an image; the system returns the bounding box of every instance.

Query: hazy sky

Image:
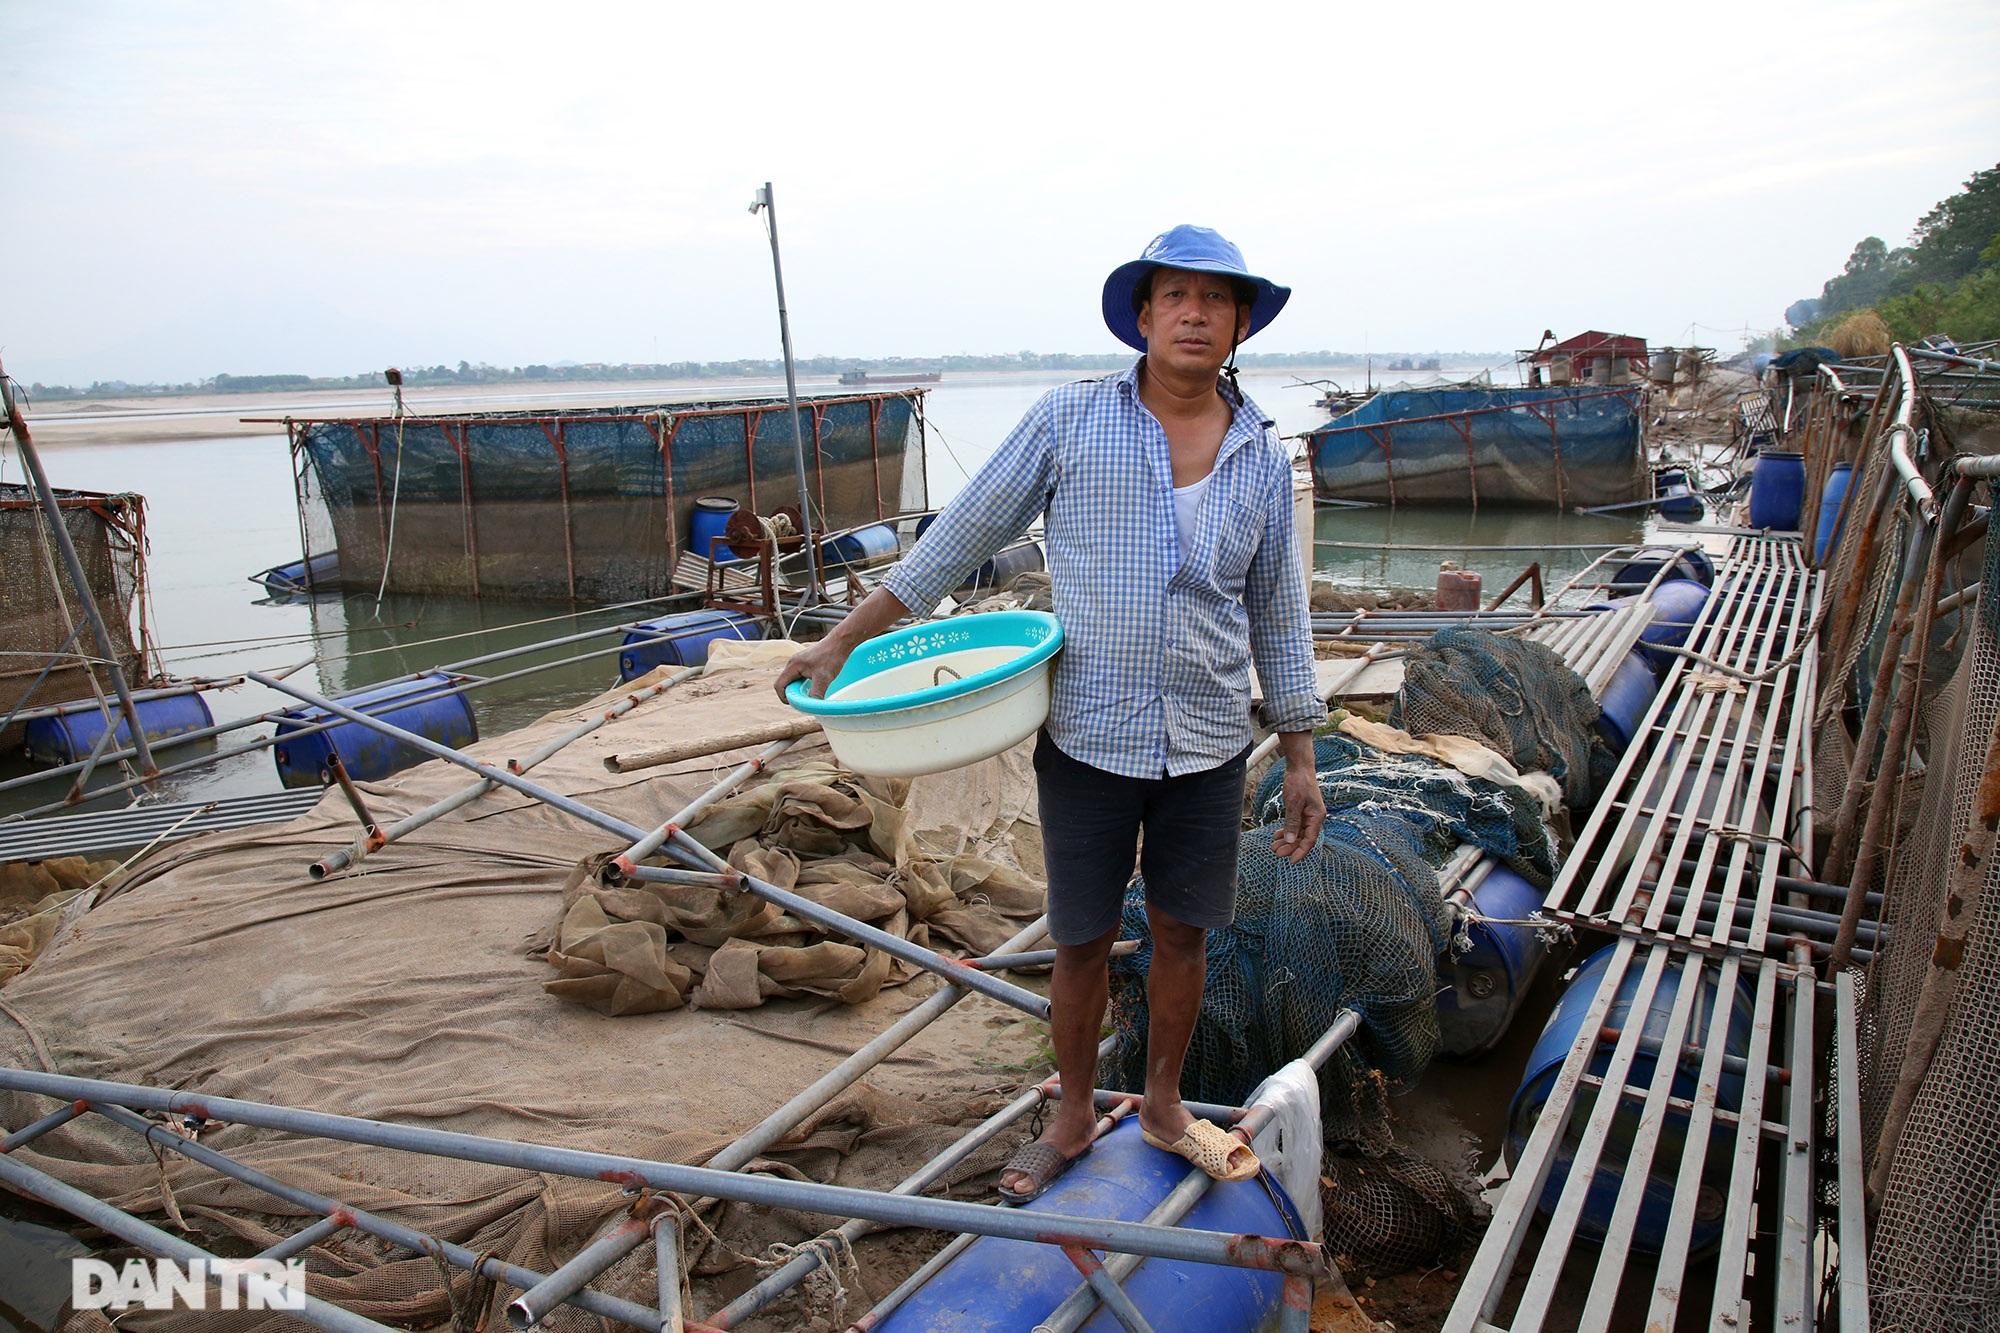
[4,1,1996,385]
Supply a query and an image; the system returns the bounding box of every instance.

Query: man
[777,225,1326,1200]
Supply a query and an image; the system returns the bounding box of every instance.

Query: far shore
[18,362,1395,448]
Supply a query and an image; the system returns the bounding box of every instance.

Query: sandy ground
[17,376,847,447]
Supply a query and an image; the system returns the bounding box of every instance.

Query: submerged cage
[284,390,929,601]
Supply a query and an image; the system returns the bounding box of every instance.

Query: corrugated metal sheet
[0,789,324,863]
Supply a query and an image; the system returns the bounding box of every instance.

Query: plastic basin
[785,611,1063,777]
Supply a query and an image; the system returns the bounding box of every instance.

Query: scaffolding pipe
[78,1100,660,1329]
[708,1039,1121,1330]
[0,1145,395,1333]
[655,1215,687,1333]
[0,1069,1326,1278]
[507,1209,655,1329]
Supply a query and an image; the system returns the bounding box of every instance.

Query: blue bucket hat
[1101,225,1291,354]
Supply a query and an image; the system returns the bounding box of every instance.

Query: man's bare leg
[999,926,1116,1197]
[1136,904,1206,1144]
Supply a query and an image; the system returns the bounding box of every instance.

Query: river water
[2,363,1649,816]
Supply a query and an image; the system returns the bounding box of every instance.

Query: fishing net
[1106,720,1563,1145]
[1320,1142,1476,1274]
[1252,731,1560,887]
[1389,626,1612,814]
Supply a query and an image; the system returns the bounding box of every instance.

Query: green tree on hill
[1790,162,2000,345]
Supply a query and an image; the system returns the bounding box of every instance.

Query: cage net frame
[1806,345,2000,1330]
[0,481,153,725]
[286,392,925,602]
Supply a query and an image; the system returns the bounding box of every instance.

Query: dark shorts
[1033,730,1249,947]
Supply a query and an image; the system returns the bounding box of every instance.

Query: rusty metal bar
[321,751,383,854]
[1834,475,1973,966]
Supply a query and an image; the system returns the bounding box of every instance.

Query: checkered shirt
[881,364,1323,779]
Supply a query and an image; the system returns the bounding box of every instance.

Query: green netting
[1391,626,1612,813]
[1105,626,1585,1145]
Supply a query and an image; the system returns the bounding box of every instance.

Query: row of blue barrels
[1436,562,1702,1057]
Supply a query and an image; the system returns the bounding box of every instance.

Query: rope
[373,413,408,611]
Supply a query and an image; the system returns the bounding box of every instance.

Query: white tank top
[1173,472,1211,562]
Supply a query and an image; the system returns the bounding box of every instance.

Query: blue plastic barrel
[256,550,340,596]
[23,694,216,767]
[688,497,738,560]
[1593,650,1660,753]
[1748,451,1806,530]
[617,610,760,682]
[1609,546,1715,590]
[1507,945,1754,1255]
[961,540,1047,593]
[818,523,899,571]
[272,672,477,789]
[1814,462,1856,563]
[1653,470,1704,522]
[1635,578,1710,671]
[1437,865,1551,1057]
[875,1117,1302,1333]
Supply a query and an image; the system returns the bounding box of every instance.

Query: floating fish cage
[278,390,930,602]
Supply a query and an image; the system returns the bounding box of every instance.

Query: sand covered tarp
[0,659,1047,1330]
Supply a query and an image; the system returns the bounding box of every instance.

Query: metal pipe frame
[75,1099,661,1329]
[312,665,704,878]
[711,1038,1123,1331]
[0,611,750,813]
[0,1139,397,1333]
[0,1070,1326,1278]
[1447,532,1825,1331]
[244,670,1047,1018]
